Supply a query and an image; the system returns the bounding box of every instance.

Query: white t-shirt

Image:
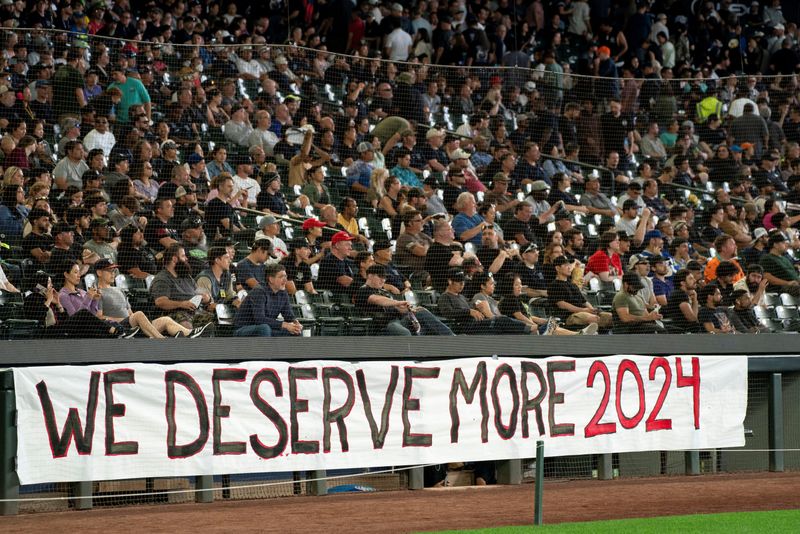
[385,28,413,61]
[233,174,261,206]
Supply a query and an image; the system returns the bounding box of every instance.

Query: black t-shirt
[317,253,354,297]
[498,295,525,318]
[117,245,158,276]
[503,217,537,246]
[425,241,456,292]
[354,285,400,330]
[284,259,313,289]
[547,279,586,321]
[515,262,547,292]
[256,191,288,214]
[22,232,53,268]
[442,184,465,215]
[143,217,178,254]
[205,197,237,238]
[663,288,702,333]
[698,306,725,330]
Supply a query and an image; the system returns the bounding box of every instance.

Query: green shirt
[760,252,799,284]
[612,291,647,318]
[53,64,84,117]
[109,76,151,123]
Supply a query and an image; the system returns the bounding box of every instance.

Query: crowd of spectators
[1,1,800,339]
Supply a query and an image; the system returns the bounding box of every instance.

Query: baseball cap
[628,254,649,270]
[644,229,663,242]
[426,128,445,139]
[180,216,203,231]
[447,268,465,282]
[552,256,572,267]
[258,214,278,227]
[357,141,374,153]
[753,227,768,239]
[649,255,666,266]
[52,222,73,235]
[331,231,355,245]
[492,172,510,183]
[598,46,611,56]
[622,272,644,291]
[90,217,112,229]
[522,243,538,254]
[768,232,787,247]
[161,140,178,151]
[187,153,204,165]
[288,237,310,253]
[529,180,549,192]
[302,218,327,230]
[372,239,392,252]
[175,186,189,199]
[450,148,471,160]
[95,258,119,271]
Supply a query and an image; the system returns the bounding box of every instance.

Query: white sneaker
[544,317,559,335]
[580,323,599,335]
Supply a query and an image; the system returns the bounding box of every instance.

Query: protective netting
[0,23,799,339]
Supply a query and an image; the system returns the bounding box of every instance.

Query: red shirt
[586,250,622,278]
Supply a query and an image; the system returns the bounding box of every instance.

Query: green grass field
[435,509,800,533]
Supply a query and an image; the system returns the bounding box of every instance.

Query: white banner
[12,355,747,484]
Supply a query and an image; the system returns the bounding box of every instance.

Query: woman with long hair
[206,145,235,179]
[377,174,403,238]
[130,160,159,204]
[366,167,389,209]
[301,165,331,210]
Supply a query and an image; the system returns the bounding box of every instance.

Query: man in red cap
[317,231,355,299]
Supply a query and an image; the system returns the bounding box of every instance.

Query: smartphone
[34,283,48,294]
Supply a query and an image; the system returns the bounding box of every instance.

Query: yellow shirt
[336,214,360,236]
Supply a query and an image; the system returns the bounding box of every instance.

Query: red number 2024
[584,357,700,438]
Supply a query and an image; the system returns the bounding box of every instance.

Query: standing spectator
[52,47,86,122]
[108,65,151,124]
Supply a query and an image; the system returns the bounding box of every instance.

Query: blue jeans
[384,309,454,336]
[234,324,272,337]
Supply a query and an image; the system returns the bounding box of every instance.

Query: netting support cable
[533,440,544,526]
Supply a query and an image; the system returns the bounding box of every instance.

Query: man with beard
[179,215,209,275]
[173,186,203,223]
[83,218,118,264]
[117,225,158,279]
[663,269,702,332]
[49,221,87,286]
[150,244,214,329]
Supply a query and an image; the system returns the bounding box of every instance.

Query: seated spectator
[727,289,772,334]
[733,264,769,306]
[515,243,547,298]
[257,172,300,217]
[437,268,533,335]
[23,270,120,338]
[612,272,664,334]
[476,225,517,277]
[234,263,303,337]
[704,234,744,283]
[390,147,423,188]
[503,202,539,248]
[484,173,520,214]
[95,259,203,338]
[223,103,254,148]
[0,183,28,238]
[21,208,53,270]
[255,214,289,264]
[144,198,179,255]
[83,217,118,264]
[547,256,612,329]
[372,239,409,293]
[664,269,702,333]
[206,146,235,179]
[740,228,770,267]
[236,238,273,290]
[579,173,618,218]
[395,209,432,273]
[302,165,332,211]
[317,231,356,299]
[352,250,376,288]
[150,244,215,329]
[698,284,735,334]
[627,255,658,309]
[708,260,740,306]
[562,229,586,264]
[585,231,623,284]
[759,233,800,297]
[117,225,157,280]
[336,196,370,246]
[426,219,467,292]
[525,181,561,224]
[354,265,453,336]
[650,256,674,306]
[205,173,251,240]
[196,246,239,308]
[283,238,317,295]
[452,192,487,247]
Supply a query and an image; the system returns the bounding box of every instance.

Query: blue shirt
[652,277,674,300]
[235,258,266,288]
[234,285,295,329]
[391,165,423,188]
[452,213,485,246]
[346,160,373,189]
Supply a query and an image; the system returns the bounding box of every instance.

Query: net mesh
[0,27,796,339]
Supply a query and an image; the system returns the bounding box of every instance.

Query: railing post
[685,451,700,475]
[72,481,92,510]
[533,441,544,526]
[195,475,214,503]
[597,453,613,480]
[0,371,19,516]
[496,459,522,485]
[768,373,784,472]
[307,470,327,496]
[408,466,424,490]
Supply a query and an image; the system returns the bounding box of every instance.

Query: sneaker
[544,317,559,336]
[122,327,141,339]
[580,323,599,335]
[189,322,215,338]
